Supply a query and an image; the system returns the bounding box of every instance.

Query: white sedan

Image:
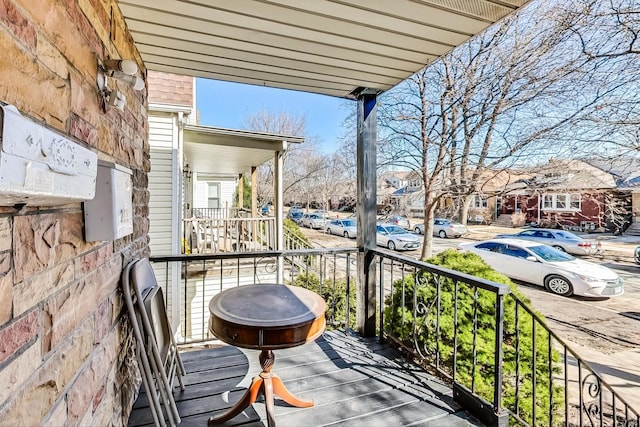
[300,213,326,229]
[325,218,357,238]
[458,238,623,297]
[376,224,422,251]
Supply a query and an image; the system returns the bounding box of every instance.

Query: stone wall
[0,1,147,425]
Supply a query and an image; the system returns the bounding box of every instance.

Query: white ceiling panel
[118,0,531,98]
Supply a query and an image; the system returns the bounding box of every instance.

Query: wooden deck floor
[128,330,482,427]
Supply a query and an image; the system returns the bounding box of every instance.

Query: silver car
[495,228,602,256]
[414,218,468,238]
[376,224,422,251]
[458,238,623,297]
[301,213,326,229]
[326,218,357,238]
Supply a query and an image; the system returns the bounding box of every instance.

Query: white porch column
[251,166,258,217]
[274,146,285,283]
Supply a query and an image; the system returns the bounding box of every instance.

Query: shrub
[284,219,311,247]
[288,272,357,330]
[510,211,527,227]
[384,249,562,425]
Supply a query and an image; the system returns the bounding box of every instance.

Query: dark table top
[208,284,326,350]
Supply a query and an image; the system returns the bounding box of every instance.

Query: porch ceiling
[183,124,303,176]
[118,0,531,99]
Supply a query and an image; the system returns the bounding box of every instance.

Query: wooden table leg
[207,375,262,425]
[208,350,313,426]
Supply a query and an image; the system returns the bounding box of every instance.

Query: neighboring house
[389,171,423,214]
[585,157,640,234]
[147,72,304,337]
[382,171,411,189]
[500,159,631,231]
[394,169,512,221]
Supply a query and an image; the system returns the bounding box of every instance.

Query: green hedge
[288,272,356,330]
[384,249,562,425]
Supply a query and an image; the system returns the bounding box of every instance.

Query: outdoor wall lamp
[97,58,145,112]
[183,163,192,180]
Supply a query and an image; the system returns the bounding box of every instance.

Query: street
[301,225,640,410]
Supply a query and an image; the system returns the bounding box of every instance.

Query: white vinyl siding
[148,114,178,255]
[194,174,237,210]
[148,113,180,332]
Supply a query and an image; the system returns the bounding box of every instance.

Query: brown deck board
[127,330,482,426]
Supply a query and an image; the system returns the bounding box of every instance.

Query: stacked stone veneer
[0,1,148,425]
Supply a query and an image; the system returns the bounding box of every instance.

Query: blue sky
[196,78,351,153]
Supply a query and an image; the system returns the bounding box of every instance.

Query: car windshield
[384,226,408,234]
[342,220,355,227]
[291,212,302,218]
[528,244,575,262]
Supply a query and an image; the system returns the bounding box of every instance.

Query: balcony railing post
[493,292,506,416]
[355,89,378,337]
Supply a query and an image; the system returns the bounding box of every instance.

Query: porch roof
[184,124,303,175]
[118,0,531,99]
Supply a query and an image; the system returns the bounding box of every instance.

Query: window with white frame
[471,195,488,208]
[542,193,580,211]
[207,182,221,208]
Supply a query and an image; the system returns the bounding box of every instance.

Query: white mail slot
[0,104,97,205]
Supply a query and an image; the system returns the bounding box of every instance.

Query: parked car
[260,204,272,215]
[313,210,330,219]
[495,228,602,256]
[378,215,411,229]
[325,218,357,238]
[286,210,303,224]
[376,224,422,251]
[635,245,640,265]
[458,238,623,297]
[414,218,468,238]
[301,213,326,229]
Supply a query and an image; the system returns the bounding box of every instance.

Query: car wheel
[439,230,447,239]
[326,228,331,234]
[343,231,349,238]
[387,240,396,251]
[414,226,422,234]
[552,245,565,252]
[544,275,574,296]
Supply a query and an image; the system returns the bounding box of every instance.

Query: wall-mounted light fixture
[97,59,145,112]
[183,163,192,180]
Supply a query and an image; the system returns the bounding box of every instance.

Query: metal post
[494,293,506,416]
[355,89,378,337]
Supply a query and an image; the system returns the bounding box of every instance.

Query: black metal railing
[150,248,639,426]
[374,249,639,427]
[150,248,357,343]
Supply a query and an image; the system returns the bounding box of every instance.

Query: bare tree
[242,110,325,205]
[378,0,640,258]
